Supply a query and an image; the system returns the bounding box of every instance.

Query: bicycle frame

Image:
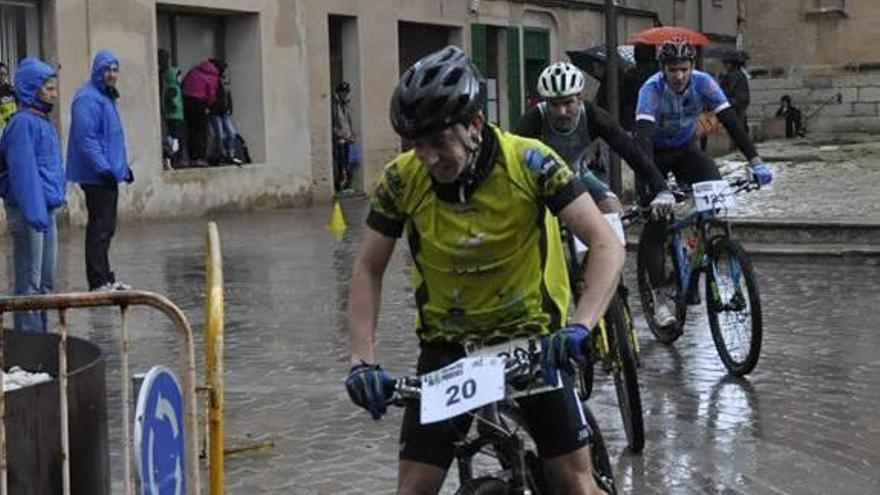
[666,210,712,307]
[454,402,534,494]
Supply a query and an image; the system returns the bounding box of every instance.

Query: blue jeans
[209,115,237,158]
[5,204,57,332]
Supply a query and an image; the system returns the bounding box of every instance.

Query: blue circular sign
[134,366,186,495]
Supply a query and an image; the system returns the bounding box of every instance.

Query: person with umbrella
[633,38,772,329]
[718,50,751,134]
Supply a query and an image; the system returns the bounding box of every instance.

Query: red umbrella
[627,26,710,46]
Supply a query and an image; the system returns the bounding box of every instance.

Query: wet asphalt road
[2,198,879,494]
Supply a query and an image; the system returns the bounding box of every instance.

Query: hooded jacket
[0,57,64,232]
[66,49,131,185]
[182,60,220,103]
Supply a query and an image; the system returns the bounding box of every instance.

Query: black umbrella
[567,45,633,73]
[705,45,749,64]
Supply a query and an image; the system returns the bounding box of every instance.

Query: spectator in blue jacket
[0,57,63,331]
[66,49,133,291]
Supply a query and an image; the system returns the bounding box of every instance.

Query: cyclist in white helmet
[517,61,673,218]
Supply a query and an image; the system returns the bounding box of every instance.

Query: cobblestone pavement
[2,193,880,494]
[717,133,880,220]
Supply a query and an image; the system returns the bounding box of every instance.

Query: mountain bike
[634,176,763,376]
[390,338,616,494]
[562,217,645,453]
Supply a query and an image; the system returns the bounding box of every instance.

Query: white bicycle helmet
[537,62,585,99]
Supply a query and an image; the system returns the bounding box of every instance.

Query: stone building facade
[745,0,880,134]
[0,0,738,228]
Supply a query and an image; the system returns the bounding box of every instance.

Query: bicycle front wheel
[605,296,645,453]
[705,237,763,376]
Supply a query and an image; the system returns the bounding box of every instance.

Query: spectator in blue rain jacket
[0,57,64,331]
[66,49,133,291]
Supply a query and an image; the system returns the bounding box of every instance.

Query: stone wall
[750,71,880,135]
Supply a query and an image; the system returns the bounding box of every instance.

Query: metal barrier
[0,291,201,495]
[205,222,225,494]
[202,221,274,495]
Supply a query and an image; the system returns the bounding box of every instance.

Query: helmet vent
[444,68,463,87]
[422,66,441,86]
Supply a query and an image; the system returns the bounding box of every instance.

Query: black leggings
[641,141,721,287]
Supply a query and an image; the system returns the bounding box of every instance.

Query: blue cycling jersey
[635,70,730,149]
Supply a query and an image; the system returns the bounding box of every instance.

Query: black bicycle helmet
[390,45,485,139]
[656,37,697,65]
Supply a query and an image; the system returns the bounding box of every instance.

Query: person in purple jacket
[66,49,134,291]
[0,57,64,331]
[182,58,222,165]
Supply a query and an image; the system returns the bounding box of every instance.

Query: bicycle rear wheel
[604,296,645,453]
[705,237,762,376]
[636,230,685,343]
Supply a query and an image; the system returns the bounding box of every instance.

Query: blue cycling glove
[345,363,394,420]
[751,162,773,186]
[540,323,590,387]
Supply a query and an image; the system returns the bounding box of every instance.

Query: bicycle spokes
[709,251,753,363]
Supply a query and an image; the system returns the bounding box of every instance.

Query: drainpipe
[736,0,745,50]
[605,0,621,196]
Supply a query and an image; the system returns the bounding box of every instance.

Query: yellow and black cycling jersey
[366,124,588,343]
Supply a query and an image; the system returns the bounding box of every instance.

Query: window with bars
[805,0,848,17]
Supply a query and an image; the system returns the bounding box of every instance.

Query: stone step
[719,217,880,245]
[625,239,880,258]
[626,216,880,242]
[623,217,880,257]
[740,242,880,258]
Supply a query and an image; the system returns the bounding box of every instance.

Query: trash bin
[3,330,110,494]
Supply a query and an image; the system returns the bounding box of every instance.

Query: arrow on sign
[156,392,179,438]
[146,392,183,495]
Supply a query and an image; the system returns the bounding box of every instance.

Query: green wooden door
[522,27,550,105]
[507,26,522,125]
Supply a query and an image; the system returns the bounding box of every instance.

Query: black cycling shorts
[399,342,591,469]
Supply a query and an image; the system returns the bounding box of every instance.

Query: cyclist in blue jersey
[633,38,773,328]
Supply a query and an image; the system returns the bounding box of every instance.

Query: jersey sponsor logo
[524,148,559,176]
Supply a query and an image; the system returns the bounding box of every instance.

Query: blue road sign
[135,366,186,495]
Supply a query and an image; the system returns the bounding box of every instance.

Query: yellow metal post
[205,222,225,494]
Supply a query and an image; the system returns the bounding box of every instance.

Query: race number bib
[603,213,626,246]
[572,212,627,255]
[693,180,734,214]
[466,338,561,399]
[420,357,505,424]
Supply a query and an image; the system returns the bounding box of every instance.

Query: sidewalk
[690,132,880,256]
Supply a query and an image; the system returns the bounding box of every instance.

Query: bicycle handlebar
[389,348,543,405]
[622,175,761,224]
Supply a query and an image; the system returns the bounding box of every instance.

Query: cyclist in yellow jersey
[345,46,622,495]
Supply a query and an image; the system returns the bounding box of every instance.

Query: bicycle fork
[707,251,746,312]
[456,411,534,494]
